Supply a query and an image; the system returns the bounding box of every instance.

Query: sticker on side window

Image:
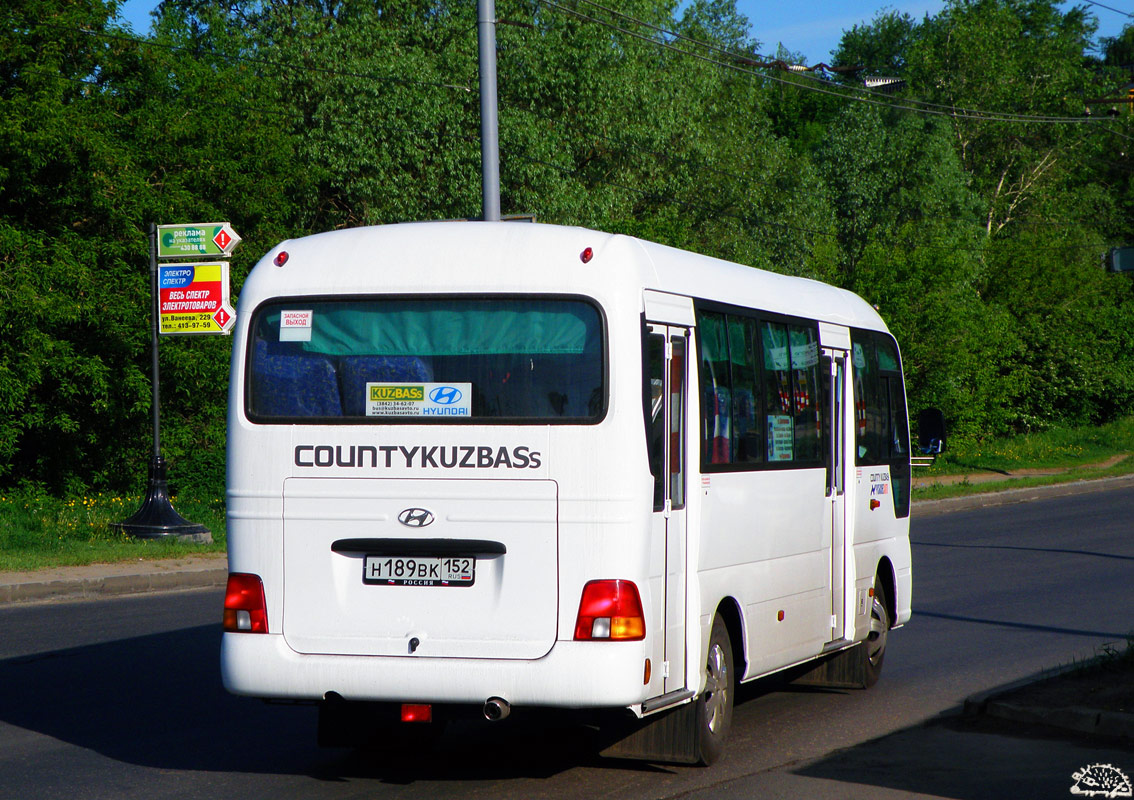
[366,383,473,417]
[279,310,313,342]
[767,414,794,461]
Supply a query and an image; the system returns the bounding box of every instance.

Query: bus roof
[242,221,888,333]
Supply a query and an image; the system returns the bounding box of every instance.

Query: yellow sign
[369,385,426,401]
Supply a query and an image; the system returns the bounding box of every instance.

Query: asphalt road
[1,487,1131,799]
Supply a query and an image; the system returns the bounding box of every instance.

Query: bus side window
[852,330,911,517]
[729,316,762,464]
[852,337,879,463]
[875,337,910,459]
[698,312,731,465]
[762,321,794,462]
[646,334,666,511]
[789,325,822,462]
[669,335,686,509]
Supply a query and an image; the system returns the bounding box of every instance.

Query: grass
[2,418,1134,572]
[912,416,1134,501]
[0,490,226,572]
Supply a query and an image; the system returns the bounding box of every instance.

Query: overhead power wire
[562,0,1121,122]
[1080,0,1134,18]
[31,13,1124,127]
[498,98,1103,240]
[25,55,1118,256]
[16,21,1127,256]
[537,0,1114,125]
[568,0,1115,121]
[567,0,859,75]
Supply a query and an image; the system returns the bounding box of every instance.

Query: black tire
[862,579,890,688]
[693,614,734,766]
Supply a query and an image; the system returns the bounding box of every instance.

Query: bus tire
[693,614,735,765]
[863,579,890,688]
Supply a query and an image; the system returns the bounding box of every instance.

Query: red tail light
[401,704,433,723]
[573,579,645,641]
[223,573,268,633]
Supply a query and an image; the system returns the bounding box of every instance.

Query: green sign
[157,222,241,259]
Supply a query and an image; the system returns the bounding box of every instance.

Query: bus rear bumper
[221,632,653,711]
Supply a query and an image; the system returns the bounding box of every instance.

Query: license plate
[362,555,475,587]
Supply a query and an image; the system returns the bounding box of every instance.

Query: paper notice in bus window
[366,383,472,417]
[767,415,794,461]
[279,310,313,342]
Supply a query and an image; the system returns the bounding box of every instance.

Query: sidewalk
[0,553,227,605]
[912,454,1129,490]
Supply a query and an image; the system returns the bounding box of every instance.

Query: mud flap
[598,702,700,764]
[792,642,868,690]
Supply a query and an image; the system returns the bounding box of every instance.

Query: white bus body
[222,221,912,764]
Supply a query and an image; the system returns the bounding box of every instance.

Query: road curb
[0,557,228,605]
[911,472,1134,518]
[964,664,1134,740]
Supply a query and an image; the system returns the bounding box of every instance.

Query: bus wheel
[694,614,734,765]
[863,580,890,688]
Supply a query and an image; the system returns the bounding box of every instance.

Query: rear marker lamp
[401,704,433,723]
[573,579,645,641]
[223,573,268,633]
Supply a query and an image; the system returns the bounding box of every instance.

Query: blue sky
[114,0,1130,67]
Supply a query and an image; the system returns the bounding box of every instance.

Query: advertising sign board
[157,222,242,259]
[158,261,236,335]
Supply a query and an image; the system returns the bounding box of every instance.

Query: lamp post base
[112,457,212,543]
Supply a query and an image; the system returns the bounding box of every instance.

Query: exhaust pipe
[483,697,511,721]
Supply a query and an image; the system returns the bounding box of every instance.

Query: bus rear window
[246,297,605,422]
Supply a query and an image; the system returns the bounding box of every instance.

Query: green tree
[814,103,1006,434]
[0,0,152,491]
[832,9,920,76]
[1100,23,1134,68]
[0,0,302,493]
[905,0,1097,235]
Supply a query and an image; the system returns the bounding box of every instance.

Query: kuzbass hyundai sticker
[366,383,472,417]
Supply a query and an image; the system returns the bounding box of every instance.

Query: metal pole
[478,0,501,221]
[148,223,161,459]
[111,223,210,542]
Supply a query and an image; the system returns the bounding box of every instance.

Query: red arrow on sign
[213,307,232,328]
[213,228,232,251]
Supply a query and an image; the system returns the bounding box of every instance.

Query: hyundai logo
[398,508,435,528]
[429,386,463,405]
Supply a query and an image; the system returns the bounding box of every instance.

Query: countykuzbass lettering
[294,444,542,469]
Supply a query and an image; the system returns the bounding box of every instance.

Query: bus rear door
[821,321,851,642]
[646,320,690,696]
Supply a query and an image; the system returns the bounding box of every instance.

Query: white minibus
[221,220,917,765]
